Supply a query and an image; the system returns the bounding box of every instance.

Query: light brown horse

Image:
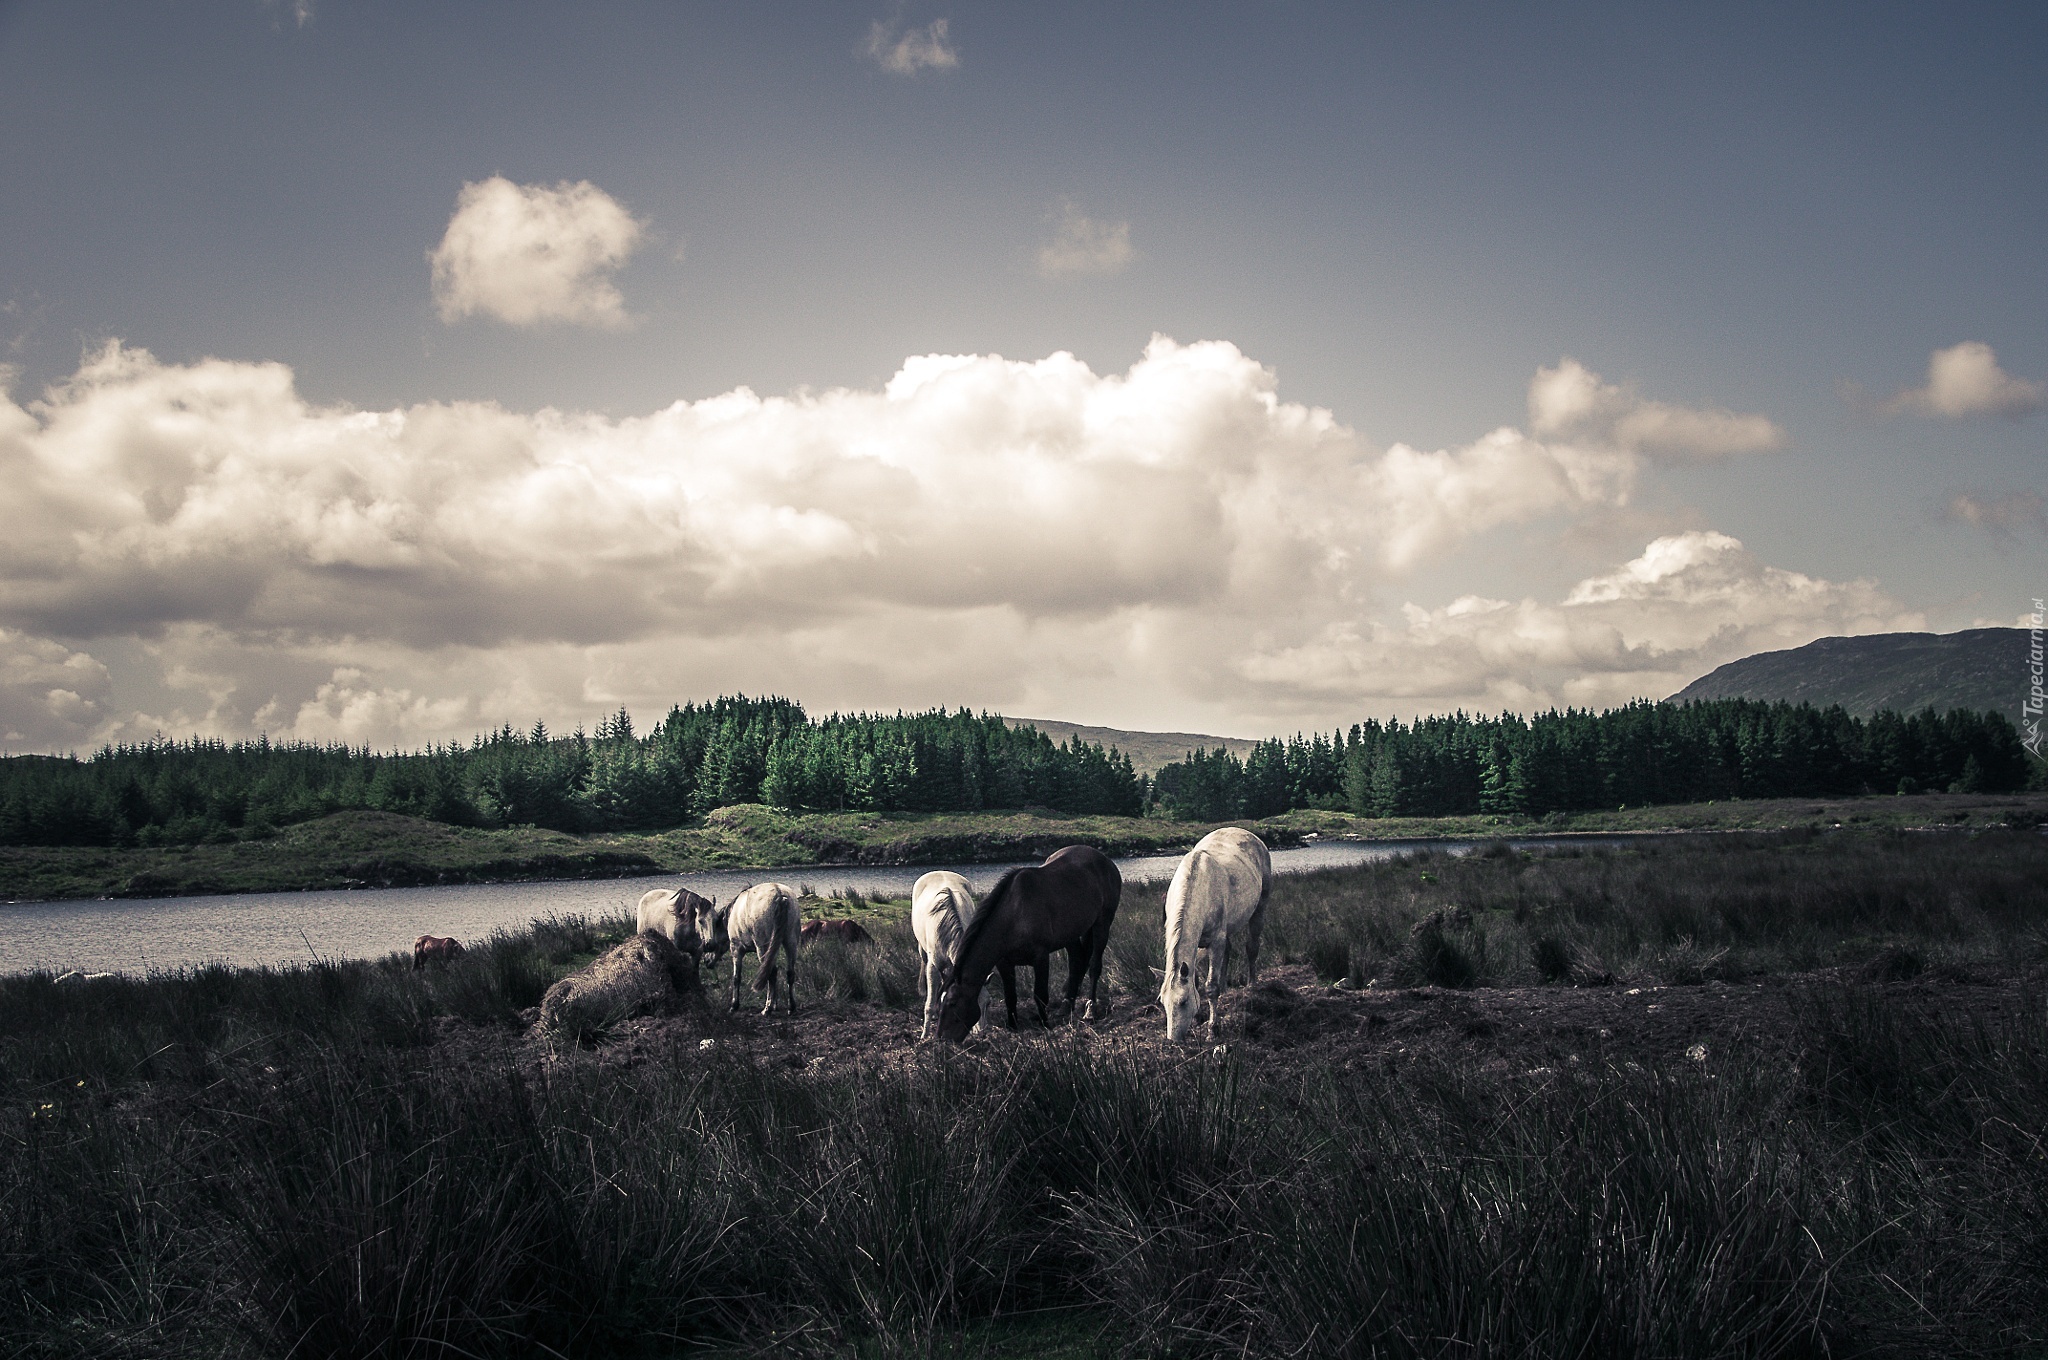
[412,934,465,970]
[800,918,873,945]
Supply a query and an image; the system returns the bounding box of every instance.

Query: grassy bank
[4,830,2046,1357]
[5,789,2045,904]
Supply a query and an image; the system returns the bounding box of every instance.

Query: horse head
[696,897,731,965]
[1160,956,1201,1040]
[935,977,982,1042]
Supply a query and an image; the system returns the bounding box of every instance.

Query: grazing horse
[703,883,803,1014]
[911,870,980,1040]
[1160,827,1272,1040]
[800,918,874,945]
[412,934,465,971]
[936,845,1121,1043]
[636,886,712,969]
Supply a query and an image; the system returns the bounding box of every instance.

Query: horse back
[731,882,801,953]
[912,871,976,960]
[1008,845,1122,953]
[1166,829,1270,945]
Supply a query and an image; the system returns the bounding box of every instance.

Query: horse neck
[953,887,1017,990]
[1163,858,1212,970]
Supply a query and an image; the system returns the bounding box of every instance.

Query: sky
[0,0,2043,753]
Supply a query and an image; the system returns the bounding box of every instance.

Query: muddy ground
[458,960,2033,1089]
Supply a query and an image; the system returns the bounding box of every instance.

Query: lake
[0,836,1622,975]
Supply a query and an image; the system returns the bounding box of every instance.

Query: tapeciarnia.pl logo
[2025,597,2045,758]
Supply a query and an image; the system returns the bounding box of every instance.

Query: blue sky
[1,1,2042,750]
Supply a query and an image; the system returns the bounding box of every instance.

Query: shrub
[1401,918,1477,988]
[1532,934,1573,983]
[1305,934,1351,983]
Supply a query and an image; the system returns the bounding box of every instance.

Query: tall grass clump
[795,915,922,1009]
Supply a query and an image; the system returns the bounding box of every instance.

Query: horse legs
[1243,900,1266,987]
[780,927,798,1015]
[920,950,943,1040]
[1079,927,1111,1023]
[729,948,745,1012]
[1061,941,1088,1021]
[1206,934,1231,1039]
[1000,965,1020,1029]
[1032,957,1052,1028]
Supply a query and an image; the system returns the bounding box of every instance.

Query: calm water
[0,836,1622,975]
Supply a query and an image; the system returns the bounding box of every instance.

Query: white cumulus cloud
[1037,201,1134,279]
[0,338,1851,748]
[1528,358,1784,460]
[1237,531,1920,716]
[428,177,646,329]
[1882,341,2044,419]
[863,17,958,74]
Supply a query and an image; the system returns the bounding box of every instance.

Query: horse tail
[753,888,799,990]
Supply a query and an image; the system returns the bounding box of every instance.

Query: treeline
[1151,699,2039,821]
[0,698,1143,848]
[4,694,2034,848]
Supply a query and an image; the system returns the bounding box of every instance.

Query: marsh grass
[1240,827,2048,989]
[5,829,2047,1357]
[7,992,2044,1358]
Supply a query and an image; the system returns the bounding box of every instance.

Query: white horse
[911,870,981,1040]
[1160,827,1272,1040]
[705,882,803,1014]
[635,886,711,969]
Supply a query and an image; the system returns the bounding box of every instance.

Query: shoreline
[4,789,2044,906]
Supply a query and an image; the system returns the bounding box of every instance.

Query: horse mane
[956,865,1027,964]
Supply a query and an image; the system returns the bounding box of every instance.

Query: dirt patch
[434,957,2037,1089]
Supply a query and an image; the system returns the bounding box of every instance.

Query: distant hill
[1669,628,2031,720]
[1005,717,1258,775]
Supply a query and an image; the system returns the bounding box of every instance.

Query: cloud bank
[1238,531,1918,712]
[1883,341,2044,419]
[1528,359,1785,459]
[0,342,1895,751]
[429,177,646,329]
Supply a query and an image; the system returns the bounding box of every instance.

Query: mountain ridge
[1003,717,1259,775]
[1669,627,2031,720]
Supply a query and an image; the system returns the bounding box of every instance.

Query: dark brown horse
[936,845,1121,1042]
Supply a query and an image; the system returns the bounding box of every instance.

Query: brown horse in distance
[935,845,1121,1042]
[412,935,465,970]
[801,918,873,945]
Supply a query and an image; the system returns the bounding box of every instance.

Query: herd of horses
[418,828,1276,1043]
